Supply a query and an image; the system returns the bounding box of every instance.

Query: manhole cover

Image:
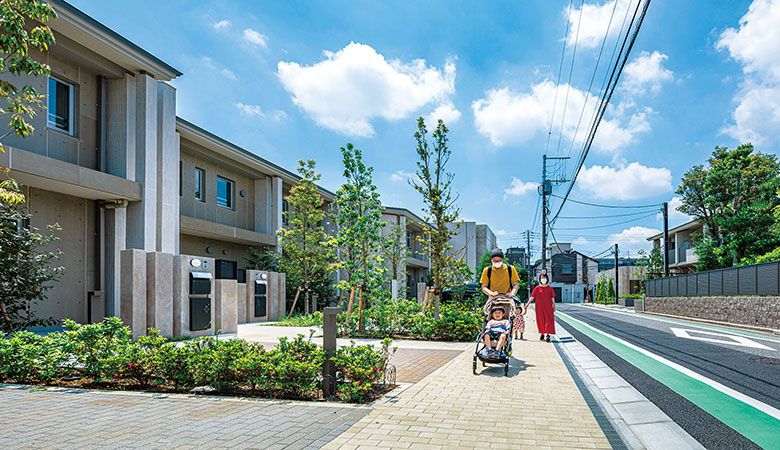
[747,356,780,365]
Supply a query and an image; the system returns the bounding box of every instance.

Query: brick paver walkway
[390,349,464,383]
[324,308,612,449]
[0,385,368,449]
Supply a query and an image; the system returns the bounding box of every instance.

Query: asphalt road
[556,304,780,450]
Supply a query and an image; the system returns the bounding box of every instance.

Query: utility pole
[662,201,669,277]
[540,155,569,278]
[614,243,619,303]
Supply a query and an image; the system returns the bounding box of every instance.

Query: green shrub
[271,312,323,327]
[63,317,131,381]
[265,335,324,399]
[106,331,166,386]
[334,338,395,402]
[149,342,195,390]
[186,338,254,392]
[0,331,69,383]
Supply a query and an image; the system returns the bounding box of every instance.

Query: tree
[677,145,780,268]
[333,144,386,301]
[410,118,461,316]
[0,0,57,147]
[636,245,663,282]
[277,160,334,314]
[0,178,63,332]
[474,250,491,281]
[380,221,409,291]
[243,247,279,272]
[607,277,615,302]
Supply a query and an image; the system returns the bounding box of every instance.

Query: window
[407,232,412,249]
[48,77,75,135]
[282,199,289,226]
[216,176,233,208]
[194,168,205,202]
[561,264,574,275]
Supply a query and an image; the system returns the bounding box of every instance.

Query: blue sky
[71,0,779,258]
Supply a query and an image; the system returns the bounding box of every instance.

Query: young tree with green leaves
[0,179,63,332]
[278,160,334,314]
[636,245,663,283]
[381,221,409,294]
[410,118,461,316]
[0,0,57,147]
[677,145,780,269]
[334,143,386,301]
[243,247,279,272]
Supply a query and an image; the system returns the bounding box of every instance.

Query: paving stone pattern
[390,349,464,383]
[324,309,612,450]
[0,385,368,450]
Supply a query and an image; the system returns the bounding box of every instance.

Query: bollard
[322,306,341,398]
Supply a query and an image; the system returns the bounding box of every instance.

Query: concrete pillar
[254,177,270,235]
[278,271,287,318]
[104,206,126,317]
[120,249,146,339]
[146,252,173,337]
[173,255,215,337]
[391,280,398,299]
[214,279,238,334]
[237,282,247,324]
[106,74,136,180]
[155,82,179,254]
[417,282,427,304]
[271,176,282,249]
[127,73,158,251]
[267,271,278,321]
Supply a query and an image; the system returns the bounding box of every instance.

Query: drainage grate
[748,356,780,365]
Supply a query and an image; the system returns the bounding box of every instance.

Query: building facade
[532,244,599,303]
[647,219,703,273]
[447,220,497,279]
[381,207,431,298]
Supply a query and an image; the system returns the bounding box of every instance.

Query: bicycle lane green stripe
[557,312,780,450]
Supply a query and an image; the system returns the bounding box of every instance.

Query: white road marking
[558,312,780,422]
[670,327,775,351]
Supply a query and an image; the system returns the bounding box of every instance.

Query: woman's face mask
[540,277,548,285]
[492,261,503,269]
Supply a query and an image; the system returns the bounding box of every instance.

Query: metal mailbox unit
[215,259,237,280]
[189,271,213,331]
[254,279,268,318]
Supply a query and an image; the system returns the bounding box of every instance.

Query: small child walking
[513,306,525,340]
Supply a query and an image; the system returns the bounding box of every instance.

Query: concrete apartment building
[0,0,332,329]
[447,220,497,279]
[647,218,703,273]
[381,207,432,298]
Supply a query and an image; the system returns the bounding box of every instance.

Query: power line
[552,211,657,230]
[557,210,658,220]
[551,0,653,225]
[545,0,576,156]
[550,193,661,209]
[555,0,585,156]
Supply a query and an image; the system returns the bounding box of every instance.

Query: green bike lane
[556,306,780,450]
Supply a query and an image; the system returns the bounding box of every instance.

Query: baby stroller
[473,296,516,376]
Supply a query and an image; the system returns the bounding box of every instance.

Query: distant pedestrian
[513,306,525,340]
[524,273,556,342]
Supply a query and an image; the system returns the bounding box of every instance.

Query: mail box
[190,297,211,331]
[254,279,268,317]
[215,259,237,280]
[189,271,212,295]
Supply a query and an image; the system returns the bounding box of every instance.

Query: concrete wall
[179,234,259,265]
[476,224,496,259]
[601,265,646,297]
[26,187,97,324]
[638,296,780,330]
[449,221,477,276]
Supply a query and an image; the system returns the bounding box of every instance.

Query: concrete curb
[553,328,705,450]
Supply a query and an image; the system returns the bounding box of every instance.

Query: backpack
[487,264,516,293]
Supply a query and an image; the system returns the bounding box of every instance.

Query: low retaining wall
[638,296,780,329]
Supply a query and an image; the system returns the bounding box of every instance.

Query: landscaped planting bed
[0,318,394,403]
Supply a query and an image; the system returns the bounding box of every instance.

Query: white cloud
[504,177,537,198]
[578,162,672,200]
[573,237,590,247]
[426,102,461,126]
[278,43,456,137]
[212,19,230,30]
[608,226,661,253]
[717,0,780,144]
[235,103,287,121]
[243,28,268,48]
[390,170,415,183]
[200,56,238,81]
[472,81,650,151]
[567,0,632,49]
[623,51,674,94]
[656,196,693,225]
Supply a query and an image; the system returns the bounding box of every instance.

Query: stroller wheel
[473,358,477,375]
[504,364,509,377]
[482,361,486,367]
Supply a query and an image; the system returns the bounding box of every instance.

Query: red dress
[532,285,556,334]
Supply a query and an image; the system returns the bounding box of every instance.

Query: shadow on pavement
[474,357,535,378]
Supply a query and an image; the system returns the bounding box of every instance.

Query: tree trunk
[0,302,13,333]
[346,286,356,320]
[290,287,302,315]
[357,285,364,333]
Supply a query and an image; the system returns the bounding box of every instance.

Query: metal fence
[645,261,780,297]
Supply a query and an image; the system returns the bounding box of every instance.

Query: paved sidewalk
[0,385,368,449]
[324,309,612,449]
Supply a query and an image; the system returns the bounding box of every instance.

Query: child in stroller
[473,296,517,376]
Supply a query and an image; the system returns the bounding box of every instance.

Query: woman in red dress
[524,273,556,342]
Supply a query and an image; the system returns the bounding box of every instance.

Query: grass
[265,312,323,327]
